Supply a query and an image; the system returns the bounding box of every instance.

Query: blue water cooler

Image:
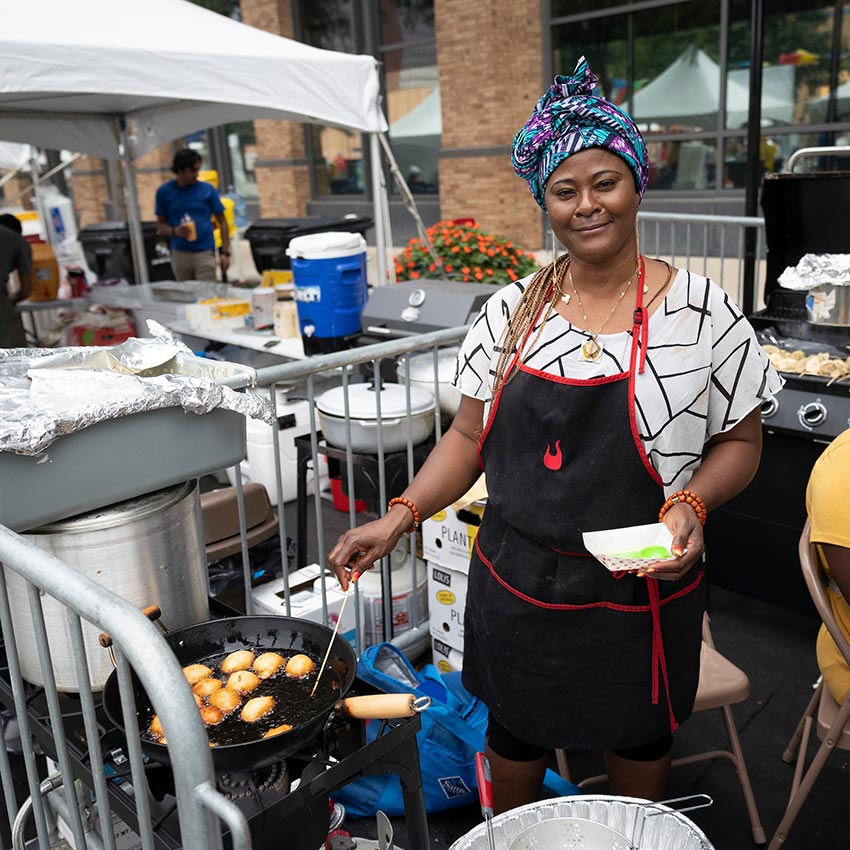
[286,232,368,355]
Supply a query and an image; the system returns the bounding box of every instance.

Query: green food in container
[614,545,672,560]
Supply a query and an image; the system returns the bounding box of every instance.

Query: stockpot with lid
[6,480,210,692]
[315,382,436,453]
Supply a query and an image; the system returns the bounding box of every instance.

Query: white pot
[396,347,462,417]
[316,382,435,453]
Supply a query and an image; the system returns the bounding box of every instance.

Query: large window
[296,0,439,197]
[381,1,440,194]
[551,0,850,192]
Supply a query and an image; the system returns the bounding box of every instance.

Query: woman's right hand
[327,514,408,590]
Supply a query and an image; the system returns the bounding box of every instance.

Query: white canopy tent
[0,0,389,284]
[632,45,793,128]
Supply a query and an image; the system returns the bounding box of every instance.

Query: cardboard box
[186,297,250,331]
[421,501,485,572]
[427,560,468,652]
[251,566,356,645]
[431,635,464,673]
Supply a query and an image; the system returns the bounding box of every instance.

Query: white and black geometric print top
[453,268,784,495]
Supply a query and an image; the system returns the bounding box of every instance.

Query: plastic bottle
[181,212,196,241]
[228,183,249,228]
[356,542,428,647]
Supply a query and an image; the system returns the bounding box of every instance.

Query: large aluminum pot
[6,481,210,692]
[450,795,714,850]
[396,346,462,418]
[315,382,435,453]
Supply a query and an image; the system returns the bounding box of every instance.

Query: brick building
[32,0,850,254]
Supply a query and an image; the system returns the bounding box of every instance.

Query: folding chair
[768,520,850,849]
[555,613,766,844]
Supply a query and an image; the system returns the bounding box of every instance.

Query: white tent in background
[808,80,850,123]
[632,45,792,128]
[388,87,442,184]
[0,0,389,283]
[0,142,30,171]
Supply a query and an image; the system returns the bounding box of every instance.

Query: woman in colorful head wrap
[329,58,779,811]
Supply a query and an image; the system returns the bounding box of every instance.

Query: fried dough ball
[285,654,316,679]
[193,693,203,707]
[240,696,275,723]
[263,724,293,738]
[790,349,806,361]
[804,356,822,374]
[220,649,255,674]
[183,664,213,685]
[193,678,224,698]
[253,652,285,680]
[200,705,225,726]
[820,360,845,376]
[762,344,780,355]
[208,687,242,715]
[227,670,261,694]
[149,714,164,739]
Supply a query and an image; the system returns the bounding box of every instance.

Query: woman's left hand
[637,502,704,581]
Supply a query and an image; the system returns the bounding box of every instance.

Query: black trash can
[79,221,173,283]
[244,215,373,272]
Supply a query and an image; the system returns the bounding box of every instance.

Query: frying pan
[101,613,426,772]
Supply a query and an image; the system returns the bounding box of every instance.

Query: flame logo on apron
[543,440,563,470]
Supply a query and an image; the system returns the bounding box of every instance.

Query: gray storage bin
[0,407,246,532]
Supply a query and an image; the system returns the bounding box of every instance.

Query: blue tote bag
[332,643,579,817]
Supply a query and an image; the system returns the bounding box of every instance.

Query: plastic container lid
[286,231,367,260]
[316,382,434,420]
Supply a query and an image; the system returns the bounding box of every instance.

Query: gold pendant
[580,336,603,362]
[560,293,571,304]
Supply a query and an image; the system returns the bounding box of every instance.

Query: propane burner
[217,760,290,799]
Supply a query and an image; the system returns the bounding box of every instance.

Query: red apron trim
[647,577,680,732]
[626,265,663,488]
[475,535,702,612]
[478,284,554,463]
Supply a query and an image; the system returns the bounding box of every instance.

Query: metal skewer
[310,571,360,698]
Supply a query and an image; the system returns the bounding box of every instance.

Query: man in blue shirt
[155,148,230,282]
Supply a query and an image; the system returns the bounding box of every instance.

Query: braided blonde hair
[491,254,568,398]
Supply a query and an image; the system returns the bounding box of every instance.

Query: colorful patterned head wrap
[511,57,649,211]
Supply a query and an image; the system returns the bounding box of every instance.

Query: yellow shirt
[806,427,850,703]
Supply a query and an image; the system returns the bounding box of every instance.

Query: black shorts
[487,714,673,762]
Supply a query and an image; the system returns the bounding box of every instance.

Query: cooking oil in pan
[141,649,346,747]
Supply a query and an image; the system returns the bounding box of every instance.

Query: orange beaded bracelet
[658,489,707,526]
[388,496,421,531]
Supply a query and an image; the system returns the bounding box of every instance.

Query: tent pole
[369,132,388,287]
[115,118,150,288]
[28,149,54,249]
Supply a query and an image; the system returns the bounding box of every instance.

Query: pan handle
[98,606,166,667]
[335,694,431,719]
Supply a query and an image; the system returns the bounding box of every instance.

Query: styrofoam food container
[583,522,677,572]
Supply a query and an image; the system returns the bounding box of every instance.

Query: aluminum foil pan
[0,321,274,456]
[778,253,850,290]
[449,795,714,850]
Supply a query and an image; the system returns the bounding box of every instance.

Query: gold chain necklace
[567,262,638,362]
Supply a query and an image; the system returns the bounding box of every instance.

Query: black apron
[461,272,706,751]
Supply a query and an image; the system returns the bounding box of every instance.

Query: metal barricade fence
[637,211,766,307]
[0,527,250,850]
[228,326,470,657]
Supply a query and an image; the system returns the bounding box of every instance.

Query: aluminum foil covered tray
[449,795,714,850]
[0,323,274,531]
